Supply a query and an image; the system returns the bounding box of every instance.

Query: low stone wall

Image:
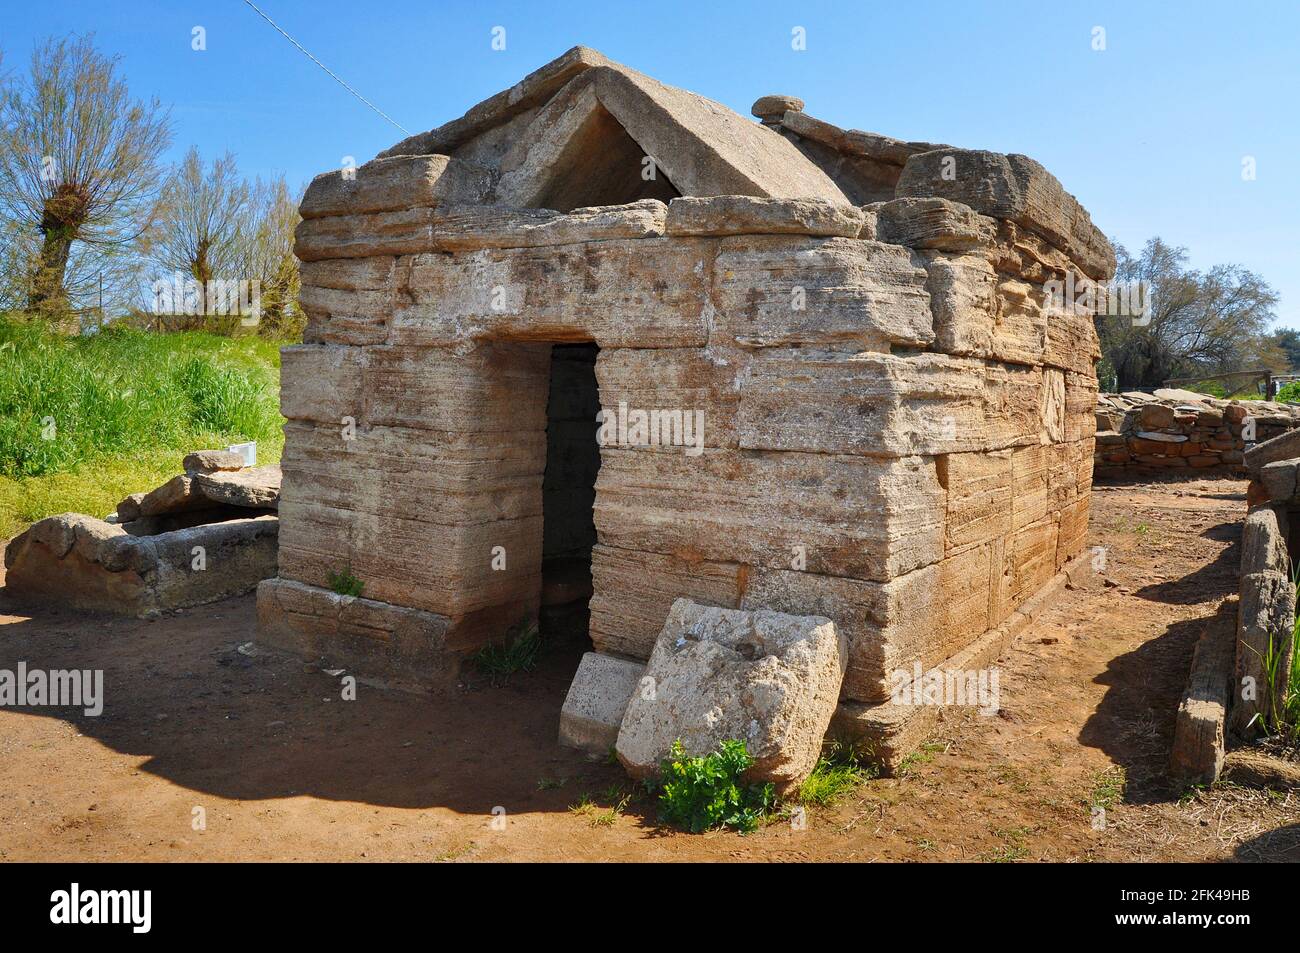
[1094,389,1300,477]
[1172,428,1300,786]
[3,452,281,617]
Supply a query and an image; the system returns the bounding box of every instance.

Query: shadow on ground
[1132,521,1241,606]
[0,590,635,816]
[1234,822,1300,861]
[1079,597,1238,806]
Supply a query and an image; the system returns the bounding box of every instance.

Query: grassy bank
[0,318,286,539]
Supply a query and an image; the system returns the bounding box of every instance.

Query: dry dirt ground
[2,475,1298,862]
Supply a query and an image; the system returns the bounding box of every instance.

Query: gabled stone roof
[377,46,850,205]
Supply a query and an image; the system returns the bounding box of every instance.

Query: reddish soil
[2,475,1297,862]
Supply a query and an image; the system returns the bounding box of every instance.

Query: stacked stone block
[1094,390,1300,477]
[257,47,1112,767]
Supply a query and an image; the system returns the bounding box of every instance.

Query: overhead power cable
[241,0,410,135]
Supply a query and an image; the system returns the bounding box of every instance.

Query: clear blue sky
[4,0,1298,325]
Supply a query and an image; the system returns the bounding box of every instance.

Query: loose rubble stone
[183,449,247,475]
[193,465,282,510]
[615,599,847,792]
[558,652,647,754]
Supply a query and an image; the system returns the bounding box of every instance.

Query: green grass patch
[471,619,542,687]
[1089,765,1127,812]
[0,317,287,538]
[653,739,776,834]
[797,741,876,806]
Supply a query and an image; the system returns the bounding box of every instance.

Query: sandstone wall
[263,148,1110,708]
[1094,390,1300,477]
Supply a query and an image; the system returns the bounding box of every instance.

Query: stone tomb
[257,46,1112,770]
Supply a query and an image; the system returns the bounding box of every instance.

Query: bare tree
[241,175,302,337]
[144,147,250,321]
[1097,237,1282,391]
[0,34,171,314]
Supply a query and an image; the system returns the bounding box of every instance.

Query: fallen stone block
[183,449,247,475]
[137,475,211,518]
[1244,427,1300,475]
[1170,619,1235,786]
[193,465,282,510]
[558,652,647,755]
[615,598,846,792]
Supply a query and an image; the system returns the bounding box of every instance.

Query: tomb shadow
[0,590,633,816]
[1131,521,1241,606]
[1078,598,1237,806]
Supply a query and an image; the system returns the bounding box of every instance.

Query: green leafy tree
[1097,237,1282,391]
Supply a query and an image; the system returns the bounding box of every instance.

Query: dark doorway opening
[540,343,601,651]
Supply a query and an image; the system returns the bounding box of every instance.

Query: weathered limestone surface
[594,449,944,581]
[710,235,933,351]
[1230,570,1296,740]
[736,352,1044,457]
[257,577,458,694]
[665,195,864,238]
[269,45,1110,774]
[588,545,744,658]
[300,154,492,220]
[192,466,282,510]
[1245,425,1300,475]
[183,449,247,475]
[427,200,667,251]
[1170,604,1235,786]
[5,512,278,617]
[558,651,647,754]
[896,149,1115,280]
[874,197,997,251]
[616,599,846,791]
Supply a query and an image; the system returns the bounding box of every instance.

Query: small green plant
[798,741,876,806]
[472,619,541,686]
[591,793,631,827]
[536,776,566,791]
[1276,380,1300,404]
[1246,621,1300,745]
[327,566,364,598]
[567,793,596,816]
[654,739,776,834]
[1089,765,1127,812]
